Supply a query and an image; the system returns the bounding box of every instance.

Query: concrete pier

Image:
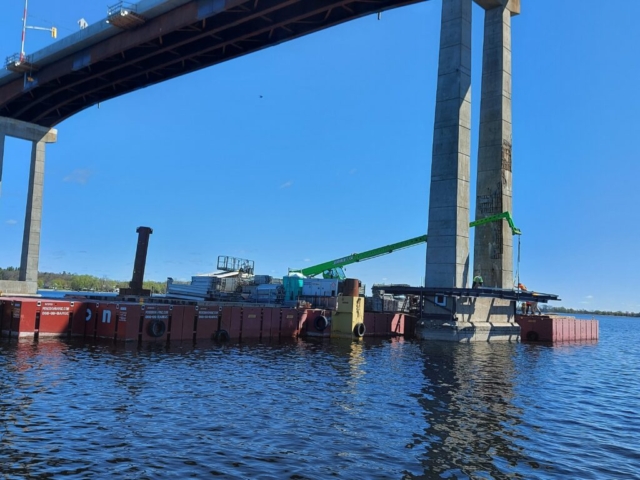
[0,133,4,196]
[420,0,521,341]
[425,0,472,289]
[0,117,57,295]
[473,1,518,288]
[419,298,517,342]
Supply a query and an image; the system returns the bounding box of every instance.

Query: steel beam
[0,0,425,127]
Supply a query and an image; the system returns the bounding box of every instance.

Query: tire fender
[314,315,330,332]
[215,329,230,342]
[526,330,539,342]
[147,319,166,338]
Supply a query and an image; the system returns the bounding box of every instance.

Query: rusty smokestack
[120,226,153,297]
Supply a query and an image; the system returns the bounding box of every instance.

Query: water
[0,315,638,479]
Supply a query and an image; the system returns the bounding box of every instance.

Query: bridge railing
[4,52,35,72]
[107,1,138,17]
[5,53,22,67]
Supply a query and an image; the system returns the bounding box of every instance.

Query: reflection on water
[414,342,532,479]
[0,315,639,479]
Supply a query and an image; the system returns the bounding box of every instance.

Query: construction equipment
[290,235,428,279]
[470,210,523,288]
[469,211,521,235]
[289,211,520,280]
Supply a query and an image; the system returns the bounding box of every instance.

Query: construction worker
[472,275,483,288]
[518,283,528,314]
[529,301,540,315]
[518,283,540,314]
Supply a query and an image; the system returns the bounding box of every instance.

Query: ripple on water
[0,316,639,479]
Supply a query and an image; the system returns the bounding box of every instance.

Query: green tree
[70,274,100,291]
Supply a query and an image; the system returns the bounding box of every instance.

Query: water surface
[0,315,638,479]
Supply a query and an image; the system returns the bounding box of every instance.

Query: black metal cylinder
[130,226,153,291]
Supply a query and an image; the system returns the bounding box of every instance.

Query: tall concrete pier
[473,0,519,288]
[425,0,472,289]
[0,117,57,295]
[420,0,521,342]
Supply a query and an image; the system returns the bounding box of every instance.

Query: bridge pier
[420,0,520,341]
[0,117,57,296]
[425,0,472,290]
[0,133,4,196]
[473,2,516,289]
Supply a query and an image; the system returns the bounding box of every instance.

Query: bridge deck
[0,0,426,127]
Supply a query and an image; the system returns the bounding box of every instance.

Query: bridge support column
[425,0,472,290]
[19,140,47,284]
[419,0,520,341]
[473,3,515,289]
[0,133,5,196]
[0,117,57,296]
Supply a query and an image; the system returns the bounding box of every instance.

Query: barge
[0,226,597,344]
[0,296,414,343]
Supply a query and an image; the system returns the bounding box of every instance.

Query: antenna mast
[20,0,28,62]
[5,0,57,72]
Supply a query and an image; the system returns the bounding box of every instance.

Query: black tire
[147,320,166,338]
[215,329,230,342]
[314,315,330,332]
[526,331,539,342]
[354,322,366,338]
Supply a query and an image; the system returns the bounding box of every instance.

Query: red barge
[0,227,597,344]
[0,296,414,343]
[1,227,416,342]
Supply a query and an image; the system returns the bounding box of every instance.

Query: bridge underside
[0,0,424,128]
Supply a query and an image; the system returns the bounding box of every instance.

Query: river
[0,314,638,479]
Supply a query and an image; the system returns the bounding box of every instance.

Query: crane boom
[292,235,428,279]
[289,211,520,279]
[469,211,521,235]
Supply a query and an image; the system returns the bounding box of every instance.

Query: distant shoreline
[545,310,639,318]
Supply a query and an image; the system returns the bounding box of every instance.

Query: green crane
[469,211,521,235]
[290,235,428,279]
[289,211,520,280]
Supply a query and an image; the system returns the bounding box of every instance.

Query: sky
[0,0,639,312]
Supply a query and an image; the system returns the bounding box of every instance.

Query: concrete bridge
[0,0,524,341]
[0,0,427,127]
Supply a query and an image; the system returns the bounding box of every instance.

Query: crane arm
[293,234,428,278]
[469,211,521,235]
[289,212,520,279]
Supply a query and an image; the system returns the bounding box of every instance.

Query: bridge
[0,0,426,127]
[0,0,526,342]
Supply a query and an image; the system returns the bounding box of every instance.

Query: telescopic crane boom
[289,212,520,280]
[290,235,428,279]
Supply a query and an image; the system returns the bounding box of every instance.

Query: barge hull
[517,314,599,342]
[0,297,411,342]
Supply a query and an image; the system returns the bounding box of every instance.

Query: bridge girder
[0,0,425,127]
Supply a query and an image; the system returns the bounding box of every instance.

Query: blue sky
[1,0,639,311]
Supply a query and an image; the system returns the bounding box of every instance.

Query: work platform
[374,285,560,343]
[376,285,560,304]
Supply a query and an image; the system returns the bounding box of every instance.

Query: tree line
[539,304,639,318]
[0,266,167,294]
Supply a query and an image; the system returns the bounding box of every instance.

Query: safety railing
[5,52,22,68]
[107,1,138,18]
